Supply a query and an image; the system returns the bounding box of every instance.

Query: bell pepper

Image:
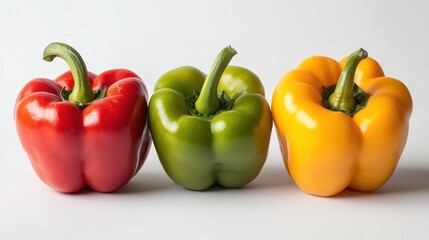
[272,48,412,196]
[14,42,151,193]
[149,46,272,190]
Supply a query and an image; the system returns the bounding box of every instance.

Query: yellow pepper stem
[328,48,368,113]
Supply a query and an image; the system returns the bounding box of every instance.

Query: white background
[1,0,428,239]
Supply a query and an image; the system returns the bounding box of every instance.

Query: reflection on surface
[284,93,296,112]
[297,110,317,129]
[157,99,178,132]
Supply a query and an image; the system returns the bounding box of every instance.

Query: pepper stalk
[43,42,96,106]
[195,46,237,115]
[328,48,368,113]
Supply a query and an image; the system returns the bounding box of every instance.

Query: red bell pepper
[14,42,151,193]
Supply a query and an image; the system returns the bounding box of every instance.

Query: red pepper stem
[195,46,237,115]
[328,48,368,112]
[43,42,95,105]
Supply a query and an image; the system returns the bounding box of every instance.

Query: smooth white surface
[1,1,428,239]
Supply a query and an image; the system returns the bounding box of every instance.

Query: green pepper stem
[328,48,368,112]
[43,42,95,105]
[195,46,237,115]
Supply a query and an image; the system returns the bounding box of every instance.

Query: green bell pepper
[149,46,272,190]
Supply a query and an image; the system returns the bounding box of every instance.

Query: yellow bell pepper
[272,49,412,196]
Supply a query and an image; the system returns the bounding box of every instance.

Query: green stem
[195,46,237,115]
[328,48,368,112]
[43,42,95,105]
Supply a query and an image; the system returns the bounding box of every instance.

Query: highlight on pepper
[14,42,151,193]
[272,48,412,197]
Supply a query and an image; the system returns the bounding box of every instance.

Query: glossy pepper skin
[272,49,412,197]
[15,43,151,193]
[149,46,272,190]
